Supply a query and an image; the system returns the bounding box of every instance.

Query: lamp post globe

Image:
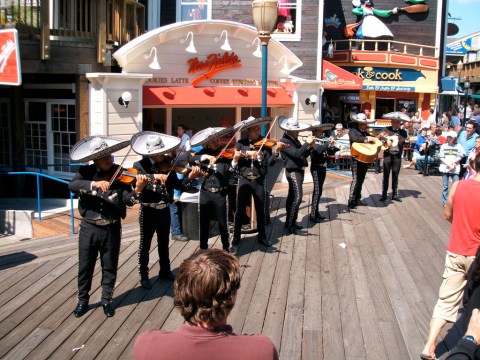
[457,60,463,109]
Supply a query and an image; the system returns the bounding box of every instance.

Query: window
[178,0,211,21]
[272,0,301,41]
[0,100,11,166]
[25,100,76,178]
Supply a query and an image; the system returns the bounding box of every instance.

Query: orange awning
[143,86,294,106]
[322,60,363,90]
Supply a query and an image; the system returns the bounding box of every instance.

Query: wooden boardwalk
[0,170,465,360]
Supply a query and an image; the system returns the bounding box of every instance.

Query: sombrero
[190,127,232,147]
[308,121,335,131]
[382,111,412,122]
[131,131,181,156]
[238,116,273,130]
[70,136,131,162]
[278,116,310,131]
[352,113,376,124]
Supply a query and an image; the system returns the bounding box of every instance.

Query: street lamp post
[252,0,278,135]
[457,60,463,109]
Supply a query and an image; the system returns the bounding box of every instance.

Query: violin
[253,138,289,148]
[103,165,155,185]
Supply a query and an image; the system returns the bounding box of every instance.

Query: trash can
[180,189,219,240]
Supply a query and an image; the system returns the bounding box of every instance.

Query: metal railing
[1,163,85,236]
[331,39,437,57]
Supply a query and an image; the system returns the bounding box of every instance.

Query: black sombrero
[278,116,310,131]
[238,116,273,130]
[382,111,412,123]
[308,121,335,131]
[352,113,376,124]
[70,136,131,163]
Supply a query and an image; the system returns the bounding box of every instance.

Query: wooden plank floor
[0,170,465,360]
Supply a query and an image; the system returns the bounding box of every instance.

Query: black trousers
[348,159,369,203]
[199,189,229,250]
[234,176,266,242]
[138,206,171,281]
[382,153,402,196]
[285,170,304,228]
[77,220,121,305]
[310,164,327,217]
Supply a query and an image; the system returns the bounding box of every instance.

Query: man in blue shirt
[458,120,479,178]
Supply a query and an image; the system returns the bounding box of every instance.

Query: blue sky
[448,0,480,38]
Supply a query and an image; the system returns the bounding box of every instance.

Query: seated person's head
[174,249,241,326]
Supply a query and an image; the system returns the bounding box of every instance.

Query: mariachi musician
[347,113,377,209]
[69,136,148,318]
[131,131,201,290]
[188,127,235,252]
[378,113,409,202]
[276,116,315,234]
[232,116,273,248]
[307,121,335,222]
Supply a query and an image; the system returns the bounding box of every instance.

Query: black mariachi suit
[310,141,330,219]
[233,136,272,244]
[69,164,137,306]
[133,157,192,281]
[279,132,312,230]
[190,150,234,250]
[348,127,371,207]
[381,126,408,199]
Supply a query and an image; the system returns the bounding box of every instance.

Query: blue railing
[1,164,84,236]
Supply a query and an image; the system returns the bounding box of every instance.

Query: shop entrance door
[375,98,395,120]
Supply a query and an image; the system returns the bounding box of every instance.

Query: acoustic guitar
[351,138,382,163]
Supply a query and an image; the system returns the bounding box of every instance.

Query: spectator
[458,121,479,178]
[134,249,279,360]
[464,137,480,180]
[417,129,442,174]
[439,131,465,207]
[421,108,436,129]
[421,152,480,360]
[411,111,422,135]
[445,308,480,360]
[403,127,428,169]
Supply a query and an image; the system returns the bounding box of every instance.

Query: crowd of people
[66,105,480,359]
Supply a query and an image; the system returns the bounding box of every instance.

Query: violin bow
[108,147,133,188]
[215,122,246,161]
[256,116,278,155]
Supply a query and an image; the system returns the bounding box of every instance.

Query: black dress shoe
[285,226,296,235]
[172,234,189,242]
[159,271,175,281]
[232,238,240,246]
[102,303,115,317]
[140,279,153,289]
[392,195,402,202]
[379,195,387,202]
[258,238,272,246]
[348,201,357,209]
[73,303,88,318]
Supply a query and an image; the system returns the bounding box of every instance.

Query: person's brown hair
[174,249,241,325]
[475,152,480,172]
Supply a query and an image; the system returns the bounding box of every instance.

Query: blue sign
[344,67,425,82]
[363,85,415,92]
[446,37,473,55]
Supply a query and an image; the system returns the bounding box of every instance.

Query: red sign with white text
[0,29,21,86]
[188,52,241,87]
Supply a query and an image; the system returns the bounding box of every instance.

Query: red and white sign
[0,29,21,86]
[322,60,361,90]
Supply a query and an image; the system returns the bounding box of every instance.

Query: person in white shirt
[439,131,465,207]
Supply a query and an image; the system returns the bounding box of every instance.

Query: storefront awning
[143,86,294,106]
[322,60,363,90]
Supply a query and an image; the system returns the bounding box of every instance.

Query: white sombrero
[278,116,310,131]
[352,113,376,124]
[190,127,232,147]
[131,131,181,156]
[70,136,131,162]
[382,111,412,123]
[308,121,335,131]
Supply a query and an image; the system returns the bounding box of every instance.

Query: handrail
[2,170,77,235]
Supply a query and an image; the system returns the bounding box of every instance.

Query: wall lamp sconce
[215,30,232,51]
[246,37,262,58]
[180,31,197,53]
[145,47,161,70]
[305,94,318,107]
[274,55,290,75]
[118,91,132,108]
